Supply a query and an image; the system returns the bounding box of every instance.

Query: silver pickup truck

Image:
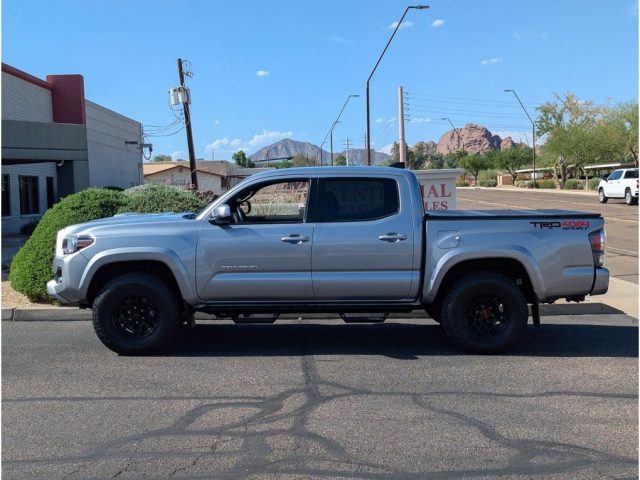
[48,167,609,354]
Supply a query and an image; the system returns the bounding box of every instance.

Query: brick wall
[1,72,53,123]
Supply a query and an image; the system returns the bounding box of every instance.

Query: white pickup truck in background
[598,168,639,205]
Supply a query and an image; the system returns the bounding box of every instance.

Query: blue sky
[3,0,638,161]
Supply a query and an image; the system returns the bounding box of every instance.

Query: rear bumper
[591,267,609,296]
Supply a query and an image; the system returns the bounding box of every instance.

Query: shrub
[588,178,601,190]
[479,179,497,187]
[10,188,128,302]
[102,185,124,191]
[564,179,582,190]
[479,169,498,182]
[536,179,557,189]
[456,177,468,187]
[195,190,219,204]
[120,184,207,214]
[514,180,529,188]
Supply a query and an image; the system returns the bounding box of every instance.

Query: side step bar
[231,313,280,324]
[339,313,388,323]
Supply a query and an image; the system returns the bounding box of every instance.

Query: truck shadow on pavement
[163,322,638,359]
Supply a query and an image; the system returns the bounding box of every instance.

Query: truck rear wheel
[92,272,181,355]
[440,272,528,354]
[625,188,637,206]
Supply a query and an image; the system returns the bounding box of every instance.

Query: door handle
[281,234,310,244]
[378,232,407,243]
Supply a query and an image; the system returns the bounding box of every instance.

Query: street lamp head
[411,5,430,9]
[350,94,360,98]
[441,117,448,121]
[504,89,514,93]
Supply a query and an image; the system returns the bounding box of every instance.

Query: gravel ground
[1,280,45,309]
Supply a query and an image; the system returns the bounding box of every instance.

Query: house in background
[143,160,272,195]
[1,63,144,234]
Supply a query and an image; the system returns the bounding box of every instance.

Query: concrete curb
[0,302,628,322]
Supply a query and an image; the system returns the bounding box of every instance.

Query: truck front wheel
[598,188,608,204]
[92,272,181,355]
[440,272,527,354]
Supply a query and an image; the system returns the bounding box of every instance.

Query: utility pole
[177,58,198,190]
[398,86,406,164]
[343,138,351,165]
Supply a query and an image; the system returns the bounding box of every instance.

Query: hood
[61,212,196,237]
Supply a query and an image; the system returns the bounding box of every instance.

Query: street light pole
[504,89,536,188]
[322,94,359,167]
[441,117,464,154]
[365,5,429,166]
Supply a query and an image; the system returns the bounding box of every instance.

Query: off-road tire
[92,272,181,355]
[598,188,608,204]
[440,272,528,354]
[625,188,637,206]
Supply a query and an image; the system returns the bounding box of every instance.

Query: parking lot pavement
[2,316,637,479]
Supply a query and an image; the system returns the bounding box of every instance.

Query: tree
[151,154,172,162]
[459,154,491,185]
[489,146,532,182]
[407,143,427,170]
[390,142,400,163]
[536,93,611,188]
[445,150,466,169]
[426,153,446,169]
[607,101,639,166]
[334,154,347,166]
[232,150,255,168]
[292,154,313,167]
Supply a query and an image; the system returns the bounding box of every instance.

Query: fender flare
[79,247,198,303]
[422,245,545,303]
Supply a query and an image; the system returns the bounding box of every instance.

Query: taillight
[589,229,606,267]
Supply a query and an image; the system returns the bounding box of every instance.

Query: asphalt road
[3,317,637,479]
[456,188,639,284]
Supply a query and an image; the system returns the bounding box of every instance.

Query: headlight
[62,235,95,255]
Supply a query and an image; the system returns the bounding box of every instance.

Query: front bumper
[591,267,609,296]
[47,279,74,303]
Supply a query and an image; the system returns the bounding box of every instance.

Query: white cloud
[331,35,348,44]
[214,120,220,125]
[409,116,432,123]
[170,151,183,160]
[386,116,397,124]
[431,19,445,27]
[205,129,293,159]
[375,117,384,124]
[481,58,502,66]
[389,20,414,29]
[512,30,548,42]
[256,70,270,77]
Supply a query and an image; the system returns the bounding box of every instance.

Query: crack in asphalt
[3,324,637,479]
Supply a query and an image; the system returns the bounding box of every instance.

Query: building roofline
[2,63,53,90]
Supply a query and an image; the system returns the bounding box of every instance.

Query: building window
[2,175,10,217]
[19,176,40,215]
[46,177,55,209]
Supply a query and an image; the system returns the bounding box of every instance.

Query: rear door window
[624,170,638,179]
[319,178,399,222]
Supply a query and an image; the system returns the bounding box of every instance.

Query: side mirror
[210,204,232,224]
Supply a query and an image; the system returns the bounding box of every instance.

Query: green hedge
[564,179,583,190]
[9,189,128,302]
[588,178,601,190]
[121,184,207,214]
[10,185,207,302]
[478,179,497,187]
[536,179,557,189]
